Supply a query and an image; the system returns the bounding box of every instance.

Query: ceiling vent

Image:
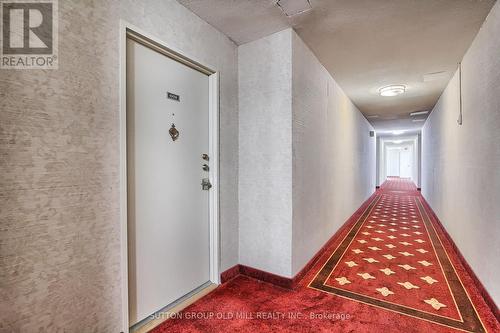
[423,71,449,82]
[410,110,429,116]
[276,0,312,17]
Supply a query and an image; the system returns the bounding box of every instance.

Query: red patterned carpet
[152,179,499,333]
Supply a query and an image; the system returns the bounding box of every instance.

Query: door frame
[118,21,220,331]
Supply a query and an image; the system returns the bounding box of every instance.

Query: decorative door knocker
[169,123,179,141]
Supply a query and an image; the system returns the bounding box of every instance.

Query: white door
[399,148,412,179]
[127,38,210,326]
[386,148,400,177]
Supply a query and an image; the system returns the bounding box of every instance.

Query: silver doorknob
[202,164,209,171]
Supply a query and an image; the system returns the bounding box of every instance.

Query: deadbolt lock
[202,178,212,190]
[202,154,209,161]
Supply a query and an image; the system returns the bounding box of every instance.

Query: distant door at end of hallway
[386,148,400,177]
[399,147,412,179]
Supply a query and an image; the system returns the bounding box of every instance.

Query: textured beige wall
[0,1,238,332]
[291,31,376,275]
[238,29,293,277]
[422,1,500,306]
[238,29,376,278]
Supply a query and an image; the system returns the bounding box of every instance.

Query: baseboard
[221,191,379,290]
[220,264,240,283]
[420,196,500,321]
[220,264,293,288]
[240,265,294,289]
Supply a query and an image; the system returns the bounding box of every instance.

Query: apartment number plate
[167,92,180,102]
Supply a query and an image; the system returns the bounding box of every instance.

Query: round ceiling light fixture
[379,85,406,97]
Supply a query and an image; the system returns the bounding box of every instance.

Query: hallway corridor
[152,179,498,333]
[1,1,499,332]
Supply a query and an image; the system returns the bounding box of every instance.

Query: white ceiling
[178,0,496,131]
